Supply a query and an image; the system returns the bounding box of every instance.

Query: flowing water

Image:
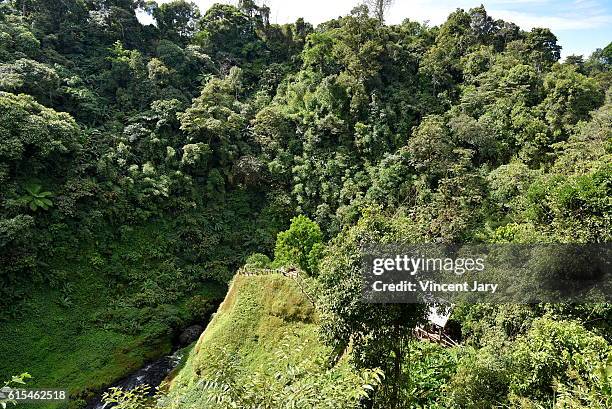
[86,349,185,409]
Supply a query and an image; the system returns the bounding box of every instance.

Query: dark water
[85,349,184,409]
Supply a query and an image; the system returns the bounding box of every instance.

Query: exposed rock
[179,324,204,346]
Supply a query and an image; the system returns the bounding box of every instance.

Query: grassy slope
[0,223,226,409]
[1,276,166,407]
[166,273,352,407]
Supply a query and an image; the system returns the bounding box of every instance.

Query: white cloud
[136,9,155,25]
[256,0,355,25]
[139,0,356,25]
[387,0,455,25]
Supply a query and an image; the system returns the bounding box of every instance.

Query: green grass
[0,222,227,409]
[181,274,318,374]
[165,273,362,407]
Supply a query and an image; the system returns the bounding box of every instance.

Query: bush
[447,318,612,408]
[273,215,323,275]
[244,253,272,269]
[509,318,611,402]
[186,295,217,321]
[447,344,511,408]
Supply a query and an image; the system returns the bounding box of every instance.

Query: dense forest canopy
[0,0,611,408]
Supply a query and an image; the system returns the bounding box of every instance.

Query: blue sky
[139,0,612,58]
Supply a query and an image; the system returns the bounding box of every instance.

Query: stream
[84,306,216,408]
[85,348,185,409]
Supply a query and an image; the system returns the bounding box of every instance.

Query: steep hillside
[162,273,377,408]
[0,221,227,409]
[183,273,317,371]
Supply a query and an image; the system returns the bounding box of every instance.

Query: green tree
[149,0,200,44]
[318,209,426,408]
[526,27,562,70]
[179,67,247,172]
[0,92,79,186]
[542,64,604,137]
[195,4,262,62]
[273,215,323,275]
[510,318,611,404]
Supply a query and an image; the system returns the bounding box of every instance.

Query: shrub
[447,345,511,408]
[509,318,611,402]
[244,253,271,269]
[273,215,323,275]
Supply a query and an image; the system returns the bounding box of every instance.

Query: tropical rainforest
[0,0,610,408]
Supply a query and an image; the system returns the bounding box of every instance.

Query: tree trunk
[391,332,403,408]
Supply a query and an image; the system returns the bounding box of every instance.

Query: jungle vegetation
[0,0,610,407]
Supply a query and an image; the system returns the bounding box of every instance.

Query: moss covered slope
[165,273,372,408]
[0,221,227,409]
[169,273,318,382]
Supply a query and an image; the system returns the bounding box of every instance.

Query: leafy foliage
[0,0,610,407]
[20,184,53,211]
[102,385,154,409]
[0,373,31,409]
[272,215,323,274]
[184,341,383,409]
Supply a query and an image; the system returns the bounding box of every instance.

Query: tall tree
[363,0,394,23]
[149,0,200,44]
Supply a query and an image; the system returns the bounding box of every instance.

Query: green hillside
[0,221,227,408]
[163,273,379,408]
[0,0,610,407]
